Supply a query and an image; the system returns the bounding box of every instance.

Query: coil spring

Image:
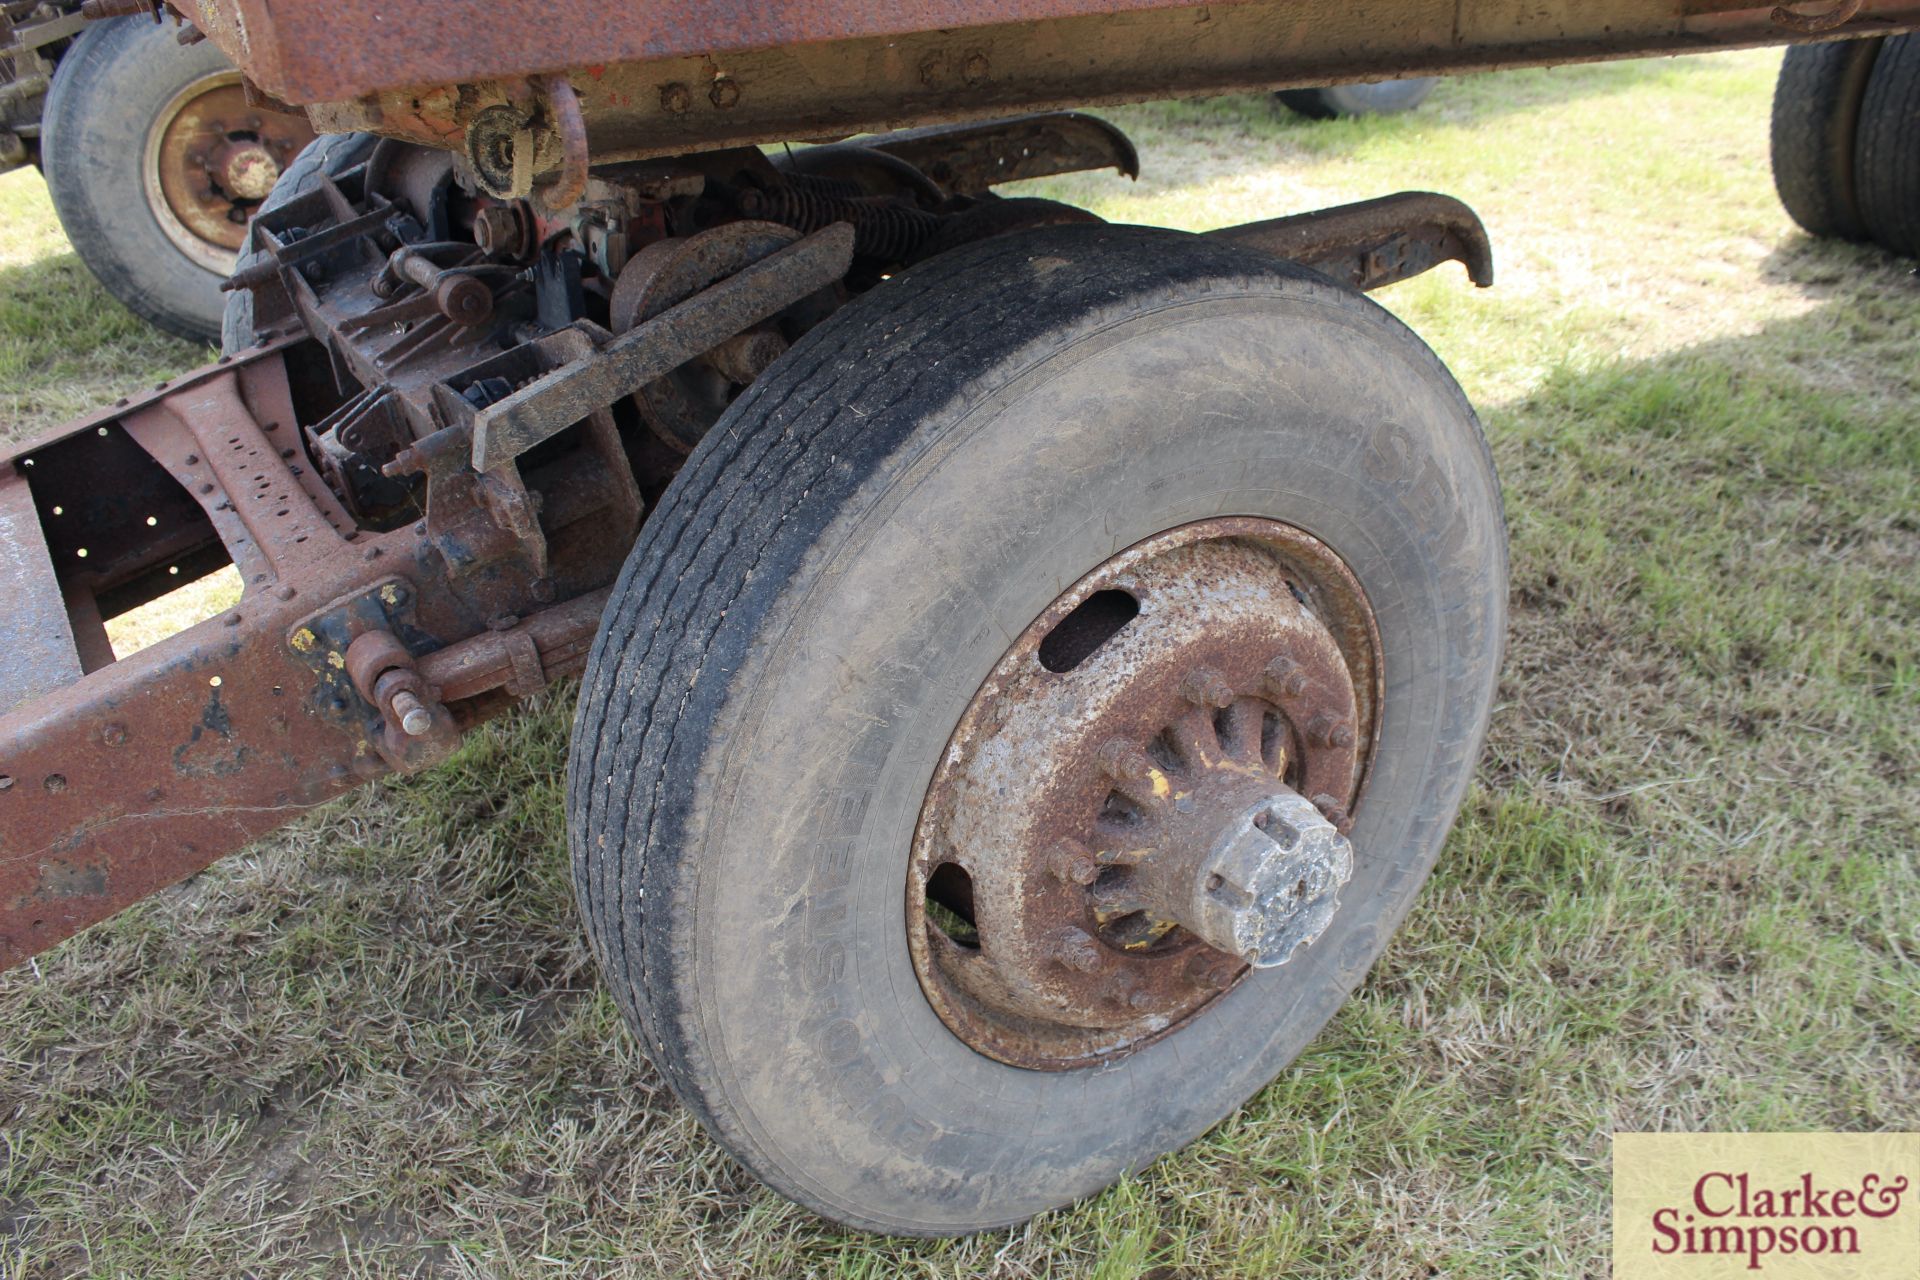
[740,178,944,262]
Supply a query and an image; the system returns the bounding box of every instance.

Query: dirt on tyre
[41,15,314,344]
[568,224,1507,1234]
[1769,37,1883,241]
[1854,34,1920,258]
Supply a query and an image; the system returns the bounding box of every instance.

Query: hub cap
[908,517,1381,1070]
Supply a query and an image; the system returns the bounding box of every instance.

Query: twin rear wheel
[565,224,1507,1234]
[1771,34,1920,257]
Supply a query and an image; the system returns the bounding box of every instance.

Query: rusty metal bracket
[287,576,456,774]
[469,221,856,471]
[1207,191,1494,292]
[860,111,1141,194]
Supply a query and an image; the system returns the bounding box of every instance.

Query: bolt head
[1181,667,1235,709]
[1048,840,1099,886]
[1053,926,1103,974]
[400,705,434,737]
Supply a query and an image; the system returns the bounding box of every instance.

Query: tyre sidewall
[675,282,1505,1232]
[42,16,237,343]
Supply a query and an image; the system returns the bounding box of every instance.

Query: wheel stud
[1180,667,1235,709]
[1096,738,1150,781]
[1053,927,1103,973]
[1312,793,1350,829]
[1048,838,1100,886]
[1306,713,1353,749]
[1265,655,1308,698]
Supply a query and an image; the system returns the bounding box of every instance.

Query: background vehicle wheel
[567,223,1507,1234]
[41,15,314,345]
[1854,34,1920,258]
[1769,37,1883,241]
[1276,79,1439,119]
[220,132,378,355]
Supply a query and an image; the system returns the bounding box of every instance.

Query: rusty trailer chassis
[1,3,1915,976]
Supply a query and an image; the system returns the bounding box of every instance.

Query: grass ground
[2,48,1916,1279]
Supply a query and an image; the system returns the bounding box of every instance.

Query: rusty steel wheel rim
[907,517,1384,1071]
[142,72,317,274]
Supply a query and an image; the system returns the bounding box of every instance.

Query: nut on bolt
[1180,666,1235,709]
[1047,838,1100,886]
[1053,926,1103,974]
[1264,654,1308,698]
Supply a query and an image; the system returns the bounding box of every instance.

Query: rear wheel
[1769,37,1882,241]
[41,15,314,344]
[568,224,1507,1234]
[1854,34,1920,257]
[1276,79,1439,119]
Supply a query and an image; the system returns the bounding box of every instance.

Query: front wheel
[568,224,1507,1234]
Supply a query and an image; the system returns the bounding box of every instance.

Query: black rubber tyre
[1276,79,1439,119]
[220,131,379,355]
[567,224,1507,1234]
[42,16,240,344]
[1769,38,1883,241]
[1855,34,1920,258]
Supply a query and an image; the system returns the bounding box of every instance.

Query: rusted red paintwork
[0,342,628,971]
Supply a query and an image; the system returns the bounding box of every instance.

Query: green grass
[2,48,1917,1279]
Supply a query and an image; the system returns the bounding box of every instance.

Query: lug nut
[1054,926,1103,974]
[1264,655,1308,698]
[1096,738,1151,782]
[1180,666,1235,709]
[1311,793,1350,828]
[1306,713,1353,749]
[1048,838,1100,886]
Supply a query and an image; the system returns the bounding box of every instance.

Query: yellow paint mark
[326,651,345,669]
[290,628,316,652]
[1148,770,1171,799]
[379,584,401,606]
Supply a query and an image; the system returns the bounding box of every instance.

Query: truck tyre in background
[219,131,378,354]
[41,15,314,344]
[1769,37,1882,241]
[1276,78,1439,119]
[567,223,1508,1234]
[1853,34,1920,258]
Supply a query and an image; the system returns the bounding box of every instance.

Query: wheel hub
[908,517,1381,1070]
[145,74,316,272]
